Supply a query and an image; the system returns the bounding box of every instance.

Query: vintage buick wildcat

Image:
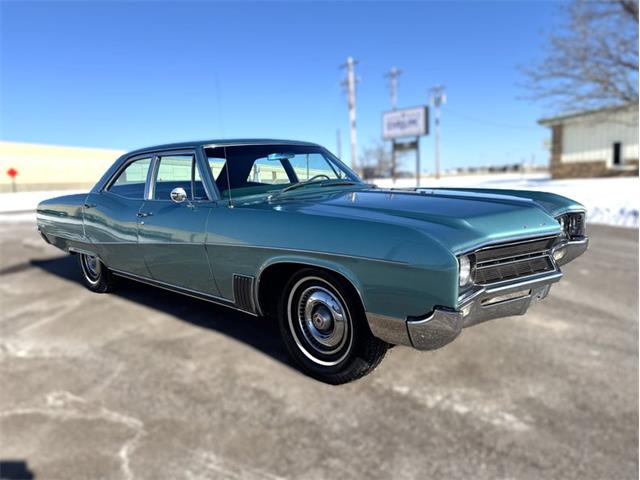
[37,139,588,383]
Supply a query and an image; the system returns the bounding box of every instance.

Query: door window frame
[102,154,155,200]
[147,149,217,202]
[102,148,218,202]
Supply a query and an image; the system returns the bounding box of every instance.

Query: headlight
[556,212,586,239]
[558,216,567,238]
[458,255,473,287]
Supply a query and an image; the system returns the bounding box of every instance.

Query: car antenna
[224,146,234,208]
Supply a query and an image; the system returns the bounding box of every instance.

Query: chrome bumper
[552,237,589,266]
[406,271,563,350]
[367,270,564,351]
[366,236,588,351]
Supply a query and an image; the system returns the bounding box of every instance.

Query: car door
[137,150,220,296]
[83,155,152,276]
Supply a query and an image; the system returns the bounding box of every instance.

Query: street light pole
[429,85,446,180]
[385,67,402,184]
[340,57,359,172]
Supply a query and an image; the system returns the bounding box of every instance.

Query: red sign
[6,168,18,179]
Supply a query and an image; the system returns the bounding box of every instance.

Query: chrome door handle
[84,203,96,209]
[136,212,153,218]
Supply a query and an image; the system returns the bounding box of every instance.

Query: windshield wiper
[280,179,358,194]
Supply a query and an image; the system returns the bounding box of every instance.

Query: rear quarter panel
[37,194,88,249]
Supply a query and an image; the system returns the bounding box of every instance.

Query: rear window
[107,158,152,199]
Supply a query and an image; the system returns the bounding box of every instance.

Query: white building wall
[561,108,639,166]
[0,141,125,191]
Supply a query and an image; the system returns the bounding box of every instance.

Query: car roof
[125,138,322,156]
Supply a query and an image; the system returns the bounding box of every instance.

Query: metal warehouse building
[539,103,639,179]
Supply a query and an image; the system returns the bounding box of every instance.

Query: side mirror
[170,187,188,203]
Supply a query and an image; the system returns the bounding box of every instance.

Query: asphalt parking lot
[0,221,637,480]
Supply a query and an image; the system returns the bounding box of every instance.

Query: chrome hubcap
[298,286,348,353]
[81,254,101,281]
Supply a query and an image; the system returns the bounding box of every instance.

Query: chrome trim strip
[85,240,408,265]
[475,250,552,266]
[455,233,559,257]
[474,234,557,252]
[478,270,562,295]
[100,153,156,194]
[202,141,317,149]
[110,268,258,316]
[216,244,408,265]
[68,246,102,260]
[254,259,369,319]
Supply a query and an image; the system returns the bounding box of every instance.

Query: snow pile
[374,174,639,228]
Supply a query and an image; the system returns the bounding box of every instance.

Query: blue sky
[1,1,561,172]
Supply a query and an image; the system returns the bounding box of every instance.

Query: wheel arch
[255,256,367,319]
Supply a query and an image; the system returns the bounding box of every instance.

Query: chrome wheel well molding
[254,259,367,319]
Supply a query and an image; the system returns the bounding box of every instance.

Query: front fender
[253,244,458,326]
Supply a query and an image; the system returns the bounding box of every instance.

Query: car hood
[242,187,565,254]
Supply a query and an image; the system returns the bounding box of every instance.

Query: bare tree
[361,140,391,178]
[523,0,638,111]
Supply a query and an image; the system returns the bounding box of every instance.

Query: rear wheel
[278,269,388,384]
[78,253,116,293]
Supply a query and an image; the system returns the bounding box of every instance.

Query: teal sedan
[37,139,588,383]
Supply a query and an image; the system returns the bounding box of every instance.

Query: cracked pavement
[0,222,637,479]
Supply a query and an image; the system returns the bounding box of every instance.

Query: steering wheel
[307,174,331,182]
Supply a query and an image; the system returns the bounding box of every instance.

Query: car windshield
[205,144,362,199]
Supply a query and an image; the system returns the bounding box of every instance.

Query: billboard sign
[382,106,429,140]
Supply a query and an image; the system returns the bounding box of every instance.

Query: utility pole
[429,85,446,180]
[340,57,359,172]
[385,67,402,110]
[385,67,402,184]
[336,128,342,160]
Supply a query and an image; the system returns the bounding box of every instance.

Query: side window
[247,157,291,185]
[107,158,152,199]
[153,154,206,200]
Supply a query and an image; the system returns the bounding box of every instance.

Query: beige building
[0,141,125,192]
[538,103,639,179]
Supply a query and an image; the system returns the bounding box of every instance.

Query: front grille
[474,237,556,263]
[473,236,558,285]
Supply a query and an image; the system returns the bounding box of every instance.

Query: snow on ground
[374,173,639,228]
[0,175,637,227]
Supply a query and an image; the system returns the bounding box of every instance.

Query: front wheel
[78,253,116,293]
[278,269,388,384]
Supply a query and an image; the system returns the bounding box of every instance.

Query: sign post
[382,106,429,186]
[6,168,18,193]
